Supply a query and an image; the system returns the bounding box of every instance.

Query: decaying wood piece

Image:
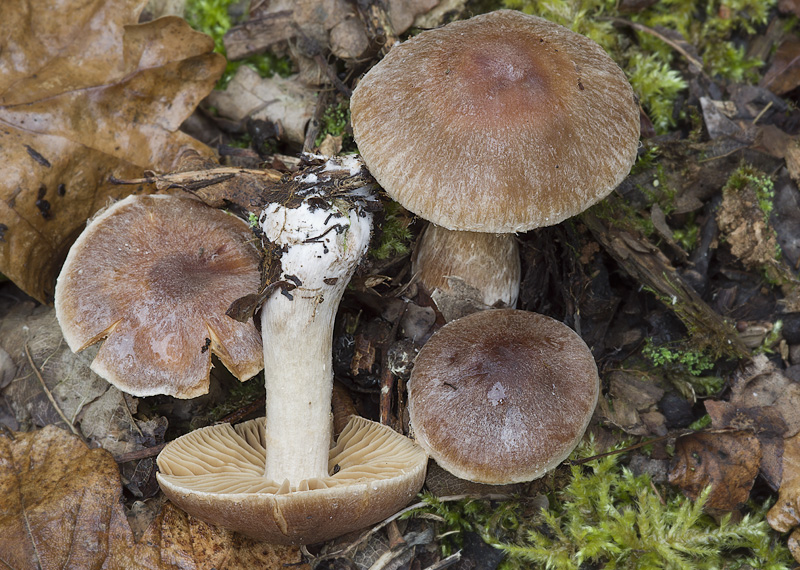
[583,210,749,359]
[224,9,294,61]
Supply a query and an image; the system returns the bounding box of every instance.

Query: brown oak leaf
[0,0,226,303]
[668,430,761,512]
[0,425,308,569]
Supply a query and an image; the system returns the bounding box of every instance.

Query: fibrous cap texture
[54,194,263,398]
[351,10,640,232]
[408,309,599,484]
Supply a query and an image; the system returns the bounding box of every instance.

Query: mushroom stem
[412,224,521,321]
[259,174,373,485]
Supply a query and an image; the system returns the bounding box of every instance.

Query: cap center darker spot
[452,40,551,121]
[148,247,234,300]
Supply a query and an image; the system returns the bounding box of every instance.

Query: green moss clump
[315,101,353,148]
[498,442,793,570]
[725,164,776,225]
[406,441,792,569]
[503,0,775,132]
[370,200,414,260]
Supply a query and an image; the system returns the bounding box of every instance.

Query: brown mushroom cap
[351,10,640,233]
[408,309,599,484]
[156,415,428,544]
[54,194,263,398]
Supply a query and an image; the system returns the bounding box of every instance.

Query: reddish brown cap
[54,194,263,398]
[408,309,599,484]
[351,10,640,233]
[157,415,428,544]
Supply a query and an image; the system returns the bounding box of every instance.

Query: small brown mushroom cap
[54,194,263,398]
[408,309,599,484]
[156,416,428,544]
[351,10,640,233]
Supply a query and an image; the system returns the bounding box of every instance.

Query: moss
[370,200,414,260]
[315,101,353,148]
[406,441,792,569]
[586,198,655,237]
[642,337,714,377]
[641,337,724,396]
[503,0,775,133]
[672,215,699,251]
[497,443,793,569]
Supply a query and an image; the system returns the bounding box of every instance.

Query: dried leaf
[0,426,307,569]
[206,66,317,145]
[729,354,800,438]
[762,38,800,96]
[668,430,761,511]
[0,0,225,303]
[768,432,800,536]
[704,399,787,490]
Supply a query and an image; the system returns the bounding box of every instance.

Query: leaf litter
[6,0,800,567]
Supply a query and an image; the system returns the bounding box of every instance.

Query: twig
[752,100,773,125]
[307,494,512,564]
[569,430,693,465]
[114,442,167,463]
[379,300,407,429]
[218,396,266,425]
[422,551,462,570]
[24,343,82,439]
[604,17,707,75]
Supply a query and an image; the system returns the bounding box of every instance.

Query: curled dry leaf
[729,354,800,438]
[0,0,226,303]
[668,430,761,512]
[0,426,307,569]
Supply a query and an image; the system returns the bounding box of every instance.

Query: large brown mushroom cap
[156,416,428,544]
[407,309,599,484]
[54,194,263,398]
[351,10,640,233]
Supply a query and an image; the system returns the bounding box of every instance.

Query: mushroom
[350,10,640,315]
[156,156,428,544]
[54,194,263,398]
[407,309,599,484]
[411,225,520,321]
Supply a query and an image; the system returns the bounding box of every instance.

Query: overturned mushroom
[157,156,427,544]
[54,194,263,398]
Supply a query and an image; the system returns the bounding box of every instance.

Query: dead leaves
[0,425,307,570]
[668,356,800,518]
[669,430,761,512]
[0,0,225,303]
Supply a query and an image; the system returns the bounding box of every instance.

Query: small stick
[604,17,706,74]
[379,301,407,429]
[218,396,266,425]
[308,494,512,564]
[115,442,167,463]
[569,430,693,465]
[25,343,82,439]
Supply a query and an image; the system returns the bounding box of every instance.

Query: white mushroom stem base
[259,199,372,485]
